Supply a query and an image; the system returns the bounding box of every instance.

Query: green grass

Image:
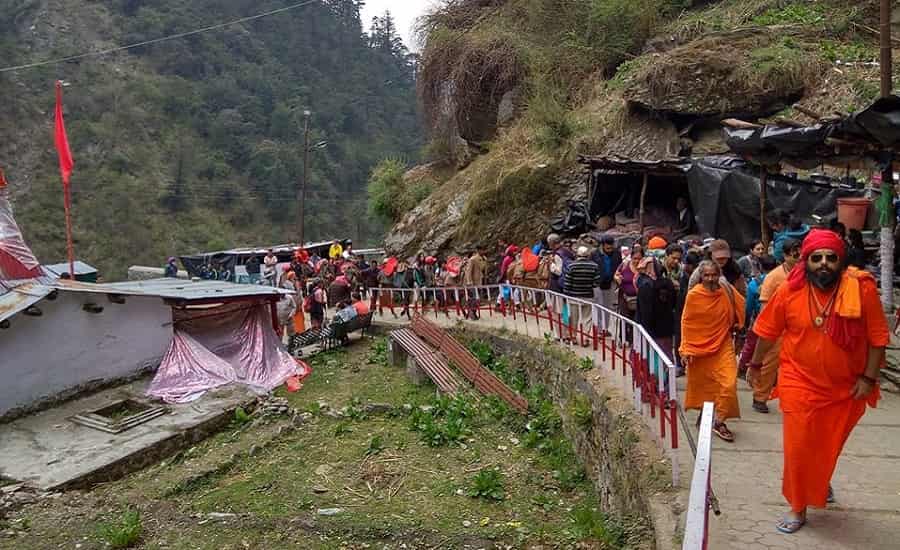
[4,339,644,549]
[468,467,506,501]
[752,3,825,26]
[96,510,142,549]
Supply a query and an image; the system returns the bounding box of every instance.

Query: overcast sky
[361,1,437,51]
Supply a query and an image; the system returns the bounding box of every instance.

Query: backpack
[536,256,552,282]
[382,257,398,277]
[445,256,464,276]
[549,254,564,277]
[521,248,539,272]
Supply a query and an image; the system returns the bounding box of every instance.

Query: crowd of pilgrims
[228,212,868,372]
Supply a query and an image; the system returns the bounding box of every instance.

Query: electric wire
[0,0,321,73]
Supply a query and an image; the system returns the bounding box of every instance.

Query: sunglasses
[809,253,839,263]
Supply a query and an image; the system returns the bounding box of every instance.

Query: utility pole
[880,0,895,313]
[298,110,311,246]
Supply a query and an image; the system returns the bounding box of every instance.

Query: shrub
[468,467,505,501]
[569,394,593,429]
[367,157,408,222]
[567,504,625,546]
[752,4,825,26]
[527,82,582,153]
[96,510,142,549]
[408,394,474,447]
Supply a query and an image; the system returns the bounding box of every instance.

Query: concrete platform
[0,378,257,491]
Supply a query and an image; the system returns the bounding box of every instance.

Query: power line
[0,0,321,73]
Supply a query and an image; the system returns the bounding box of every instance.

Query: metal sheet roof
[44,261,98,276]
[181,240,347,259]
[53,278,290,302]
[0,283,54,323]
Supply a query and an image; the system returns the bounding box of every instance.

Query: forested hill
[0,0,422,279]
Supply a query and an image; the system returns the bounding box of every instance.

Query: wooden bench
[389,328,466,394]
[410,316,529,414]
[325,312,374,349]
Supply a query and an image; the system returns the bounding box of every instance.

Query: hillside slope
[385,0,893,257]
[1,0,422,278]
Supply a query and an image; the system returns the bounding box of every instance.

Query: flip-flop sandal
[776,516,806,534]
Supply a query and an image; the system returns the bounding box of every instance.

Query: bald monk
[752,229,888,534]
[680,260,745,442]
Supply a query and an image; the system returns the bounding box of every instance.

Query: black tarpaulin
[687,157,866,251]
[551,200,592,235]
[724,95,900,167]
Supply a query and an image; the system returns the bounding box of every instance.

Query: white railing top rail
[683,402,714,550]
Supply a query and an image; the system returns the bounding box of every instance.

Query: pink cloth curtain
[148,303,308,403]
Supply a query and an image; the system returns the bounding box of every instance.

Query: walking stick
[677,402,722,516]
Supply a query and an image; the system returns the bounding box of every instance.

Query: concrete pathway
[373,309,900,550]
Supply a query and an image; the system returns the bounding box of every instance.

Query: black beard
[806,267,840,289]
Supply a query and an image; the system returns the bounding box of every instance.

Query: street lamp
[298,110,311,245]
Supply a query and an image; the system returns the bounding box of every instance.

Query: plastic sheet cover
[148,303,309,403]
[0,189,43,280]
[686,157,865,253]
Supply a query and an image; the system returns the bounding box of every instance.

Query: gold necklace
[808,283,839,328]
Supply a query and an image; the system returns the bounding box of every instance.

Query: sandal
[776,515,806,534]
[713,422,735,442]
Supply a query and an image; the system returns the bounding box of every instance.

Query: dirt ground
[0,338,634,550]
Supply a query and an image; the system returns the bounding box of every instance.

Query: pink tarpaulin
[0,188,43,280]
[148,303,310,403]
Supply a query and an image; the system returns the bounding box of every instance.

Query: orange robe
[680,284,745,421]
[753,269,888,512]
[751,265,790,402]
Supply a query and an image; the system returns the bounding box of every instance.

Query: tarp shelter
[44,261,98,283]
[580,156,693,222]
[179,239,351,281]
[50,278,308,404]
[578,155,867,252]
[723,95,900,169]
[686,157,866,252]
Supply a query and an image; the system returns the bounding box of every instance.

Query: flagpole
[63,176,74,278]
[54,80,76,279]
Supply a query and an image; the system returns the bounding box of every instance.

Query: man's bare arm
[750,335,776,366]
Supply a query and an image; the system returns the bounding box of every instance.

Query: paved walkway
[373,309,900,550]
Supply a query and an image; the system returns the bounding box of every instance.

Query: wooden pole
[881,0,893,98]
[759,169,768,246]
[880,0,894,314]
[298,110,311,246]
[639,173,648,236]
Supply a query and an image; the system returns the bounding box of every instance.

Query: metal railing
[370,283,681,485]
[683,402,715,550]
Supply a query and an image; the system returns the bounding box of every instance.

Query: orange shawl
[679,283,746,358]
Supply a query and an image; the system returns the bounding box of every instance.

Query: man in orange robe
[752,229,888,534]
[680,260,745,442]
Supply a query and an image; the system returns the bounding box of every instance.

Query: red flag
[54,81,74,186]
[54,81,76,276]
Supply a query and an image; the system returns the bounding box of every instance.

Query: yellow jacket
[329,243,343,259]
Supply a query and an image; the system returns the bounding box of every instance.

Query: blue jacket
[745,273,765,325]
[772,225,809,262]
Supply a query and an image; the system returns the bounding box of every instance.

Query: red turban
[787,228,846,291]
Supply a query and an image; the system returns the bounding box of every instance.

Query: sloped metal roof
[43,261,98,277]
[0,283,54,323]
[53,278,290,302]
